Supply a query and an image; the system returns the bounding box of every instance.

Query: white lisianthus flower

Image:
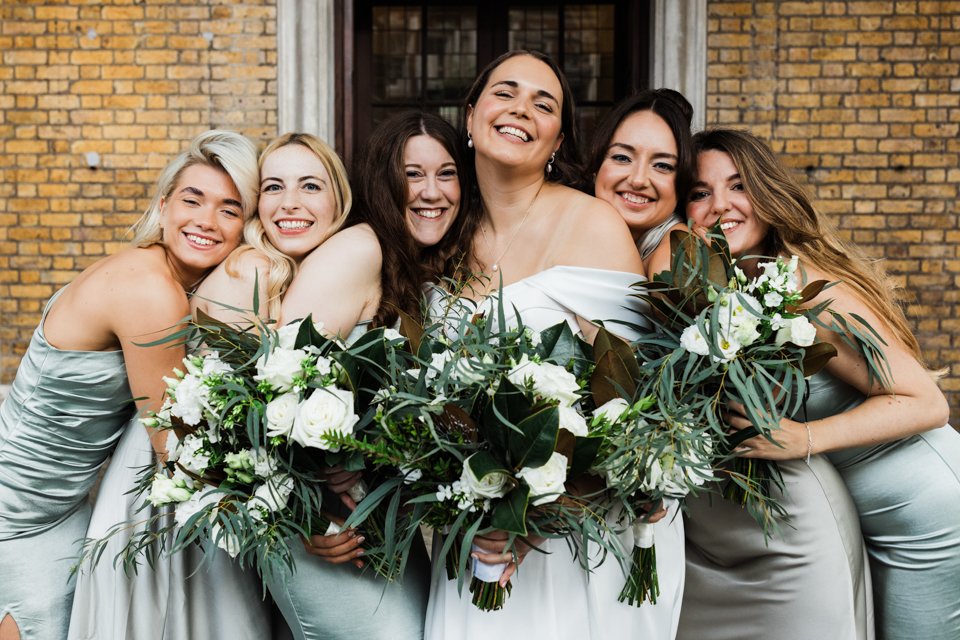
[250,474,294,514]
[201,352,233,376]
[290,386,359,451]
[164,431,181,461]
[516,451,568,506]
[558,405,588,436]
[211,522,241,558]
[265,392,300,438]
[460,455,511,499]
[593,397,631,424]
[382,328,403,342]
[174,487,220,527]
[252,448,281,478]
[507,355,580,407]
[255,347,307,392]
[715,334,742,361]
[176,433,210,475]
[314,355,333,378]
[148,473,193,506]
[763,291,784,309]
[398,463,423,484]
[770,312,786,330]
[776,316,817,347]
[680,324,711,356]
[169,374,209,426]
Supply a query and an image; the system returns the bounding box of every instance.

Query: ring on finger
[511,550,519,565]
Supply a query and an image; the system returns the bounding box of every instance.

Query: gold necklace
[479,182,545,273]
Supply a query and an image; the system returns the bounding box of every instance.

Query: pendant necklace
[479,182,545,273]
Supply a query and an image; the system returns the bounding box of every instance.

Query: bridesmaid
[424,50,684,640]
[686,128,960,640]
[265,111,474,640]
[589,88,694,275]
[0,130,258,640]
[193,132,353,323]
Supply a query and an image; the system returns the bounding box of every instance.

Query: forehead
[261,143,328,176]
[404,134,454,164]
[175,163,239,197]
[485,55,563,102]
[697,149,736,176]
[614,110,677,151]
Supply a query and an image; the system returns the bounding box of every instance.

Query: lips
[719,220,741,231]
[619,191,654,206]
[275,219,314,233]
[411,208,444,220]
[495,125,531,142]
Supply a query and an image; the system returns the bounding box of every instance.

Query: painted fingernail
[356,549,365,556]
[348,530,357,538]
[356,536,365,544]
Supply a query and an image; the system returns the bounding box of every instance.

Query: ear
[466,104,474,136]
[553,132,564,155]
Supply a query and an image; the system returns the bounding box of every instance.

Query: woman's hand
[638,499,668,524]
[470,530,546,587]
[726,401,809,461]
[322,465,363,510]
[302,515,365,569]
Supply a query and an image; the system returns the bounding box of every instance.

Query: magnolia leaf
[398,309,424,355]
[554,428,576,462]
[569,435,603,477]
[467,450,514,482]
[294,313,329,351]
[590,351,636,406]
[801,340,839,377]
[538,321,577,365]
[437,403,478,442]
[508,405,560,470]
[481,377,533,455]
[798,279,830,304]
[593,327,642,381]
[490,484,530,535]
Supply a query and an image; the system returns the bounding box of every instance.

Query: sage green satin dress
[263,322,431,640]
[0,290,134,639]
[805,371,960,640]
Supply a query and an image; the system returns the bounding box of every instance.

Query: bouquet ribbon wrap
[471,543,508,583]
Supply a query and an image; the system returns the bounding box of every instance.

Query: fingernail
[356,549,365,556]
[356,536,365,544]
[348,530,356,538]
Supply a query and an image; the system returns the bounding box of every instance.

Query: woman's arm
[280,225,382,336]
[191,249,271,325]
[734,263,949,460]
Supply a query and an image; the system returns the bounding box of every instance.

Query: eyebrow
[179,186,242,209]
[491,80,559,105]
[608,142,678,160]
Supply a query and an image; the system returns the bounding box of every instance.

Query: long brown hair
[351,111,475,326]
[692,128,928,365]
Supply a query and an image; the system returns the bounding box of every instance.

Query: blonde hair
[130,130,259,246]
[692,128,929,367]
[226,132,353,318]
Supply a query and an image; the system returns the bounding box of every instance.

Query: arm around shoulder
[559,196,645,277]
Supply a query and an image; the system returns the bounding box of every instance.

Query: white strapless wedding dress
[425,266,685,640]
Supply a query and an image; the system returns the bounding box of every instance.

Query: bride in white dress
[424,50,685,640]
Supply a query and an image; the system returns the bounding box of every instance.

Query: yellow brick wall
[0,0,277,381]
[705,0,960,416]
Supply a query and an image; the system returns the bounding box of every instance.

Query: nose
[629,162,650,189]
[712,189,731,216]
[420,175,441,201]
[193,204,219,230]
[280,187,300,212]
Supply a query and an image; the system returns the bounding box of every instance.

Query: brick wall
[0,0,277,382]
[705,0,960,417]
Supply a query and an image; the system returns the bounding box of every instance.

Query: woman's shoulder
[302,223,382,268]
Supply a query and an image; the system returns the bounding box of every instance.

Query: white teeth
[414,209,443,219]
[720,221,739,231]
[621,192,652,205]
[496,126,530,142]
[186,233,214,246]
[277,219,312,230]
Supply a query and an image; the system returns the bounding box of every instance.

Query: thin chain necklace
[479,182,545,273]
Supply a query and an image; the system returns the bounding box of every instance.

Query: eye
[222,209,241,218]
[608,153,631,164]
[653,161,676,173]
[261,183,281,193]
[689,189,710,202]
[731,182,745,192]
[494,90,513,99]
[535,101,554,113]
[302,182,322,192]
[439,168,458,179]
[183,198,200,206]
[406,170,424,179]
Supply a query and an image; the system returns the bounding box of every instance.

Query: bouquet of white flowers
[81,313,406,582]
[330,302,627,611]
[637,228,888,533]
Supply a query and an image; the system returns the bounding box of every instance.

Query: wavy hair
[588,89,695,214]
[692,128,928,365]
[131,129,259,246]
[227,132,353,318]
[351,111,476,327]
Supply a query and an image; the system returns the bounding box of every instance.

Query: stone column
[277,0,336,140]
[651,0,708,131]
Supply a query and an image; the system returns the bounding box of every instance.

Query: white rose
[169,374,209,426]
[276,321,302,349]
[255,347,307,392]
[516,451,568,506]
[680,324,711,356]
[558,405,588,436]
[148,473,193,506]
[201,352,233,376]
[730,315,761,347]
[776,316,817,347]
[249,474,294,514]
[507,355,580,407]
[593,398,630,424]
[289,386,359,451]
[460,455,511,499]
[265,392,300,438]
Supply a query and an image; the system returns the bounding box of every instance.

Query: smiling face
[258,143,338,261]
[594,110,679,241]
[466,54,564,172]
[403,134,461,247]
[687,149,770,257]
[160,163,245,282]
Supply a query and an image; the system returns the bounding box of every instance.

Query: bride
[424,50,685,640]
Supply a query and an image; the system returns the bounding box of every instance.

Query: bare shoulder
[299,224,383,276]
[547,186,643,274]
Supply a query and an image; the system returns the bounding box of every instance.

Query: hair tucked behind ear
[693,128,931,367]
